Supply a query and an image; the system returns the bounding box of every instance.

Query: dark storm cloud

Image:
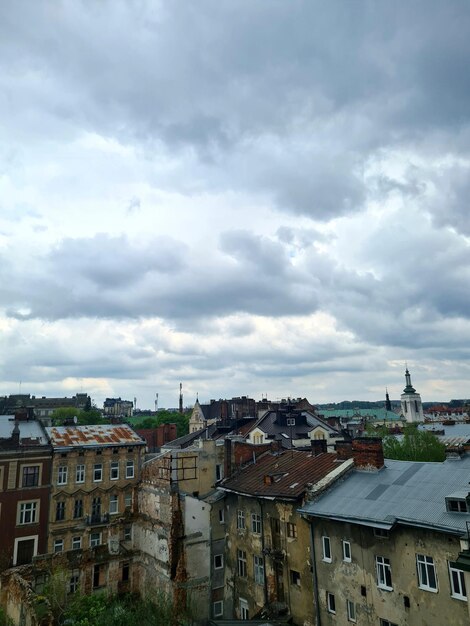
[2,1,470,220]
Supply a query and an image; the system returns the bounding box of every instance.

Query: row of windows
[57,461,135,485]
[321,536,467,601]
[326,593,356,622]
[53,527,132,553]
[236,511,297,538]
[235,550,301,587]
[55,493,132,521]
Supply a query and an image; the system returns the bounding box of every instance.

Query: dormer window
[446,498,468,513]
[287,418,295,426]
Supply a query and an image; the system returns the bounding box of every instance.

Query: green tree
[51,407,105,426]
[366,424,446,462]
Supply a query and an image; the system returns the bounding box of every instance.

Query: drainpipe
[260,500,268,609]
[308,519,321,626]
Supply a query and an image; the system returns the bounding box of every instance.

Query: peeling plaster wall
[312,518,469,626]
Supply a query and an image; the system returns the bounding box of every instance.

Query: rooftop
[300,455,470,535]
[221,449,346,500]
[45,424,145,449]
[0,415,49,446]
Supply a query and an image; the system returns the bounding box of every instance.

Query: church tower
[400,368,424,423]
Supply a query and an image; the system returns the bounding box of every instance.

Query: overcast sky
[1,1,470,409]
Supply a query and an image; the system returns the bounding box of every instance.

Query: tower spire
[385,388,391,412]
[179,382,183,414]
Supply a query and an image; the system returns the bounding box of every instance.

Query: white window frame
[343,540,352,562]
[90,532,102,548]
[322,536,332,562]
[237,509,245,530]
[75,464,85,484]
[72,536,82,550]
[376,555,393,591]
[18,500,39,525]
[110,461,119,480]
[416,554,438,592]
[124,492,132,509]
[251,513,261,534]
[54,539,64,553]
[214,554,224,570]
[215,464,223,481]
[93,463,103,482]
[449,564,467,601]
[109,494,119,515]
[13,535,38,566]
[213,600,223,617]
[57,465,68,486]
[347,599,356,622]
[254,555,264,584]
[218,508,225,524]
[327,592,336,614]
[239,598,249,620]
[126,460,135,479]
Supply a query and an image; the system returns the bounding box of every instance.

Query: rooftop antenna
[155,393,159,412]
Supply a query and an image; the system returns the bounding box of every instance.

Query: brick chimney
[311,439,327,456]
[335,440,354,460]
[352,437,384,470]
[270,436,283,455]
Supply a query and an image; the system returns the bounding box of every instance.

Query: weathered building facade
[301,438,470,626]
[0,412,52,569]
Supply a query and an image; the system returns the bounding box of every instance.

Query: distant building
[0,393,91,426]
[103,397,134,418]
[401,368,424,423]
[135,423,178,452]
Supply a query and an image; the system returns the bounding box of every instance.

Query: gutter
[308,520,321,626]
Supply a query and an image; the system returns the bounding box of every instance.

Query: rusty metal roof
[221,450,346,500]
[45,424,145,449]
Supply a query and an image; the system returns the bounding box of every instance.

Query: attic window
[287,418,295,426]
[446,498,468,513]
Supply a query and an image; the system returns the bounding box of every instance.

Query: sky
[1,1,470,410]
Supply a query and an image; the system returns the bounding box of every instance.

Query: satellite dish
[73,415,78,424]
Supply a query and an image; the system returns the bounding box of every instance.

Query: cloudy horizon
[1,1,470,409]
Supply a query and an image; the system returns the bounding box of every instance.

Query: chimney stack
[335,440,354,460]
[311,439,327,456]
[352,437,384,470]
[224,438,232,479]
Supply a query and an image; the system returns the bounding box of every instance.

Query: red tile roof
[221,449,345,500]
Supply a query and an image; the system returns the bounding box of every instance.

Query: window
[73,499,83,519]
[110,461,119,480]
[237,549,247,577]
[126,460,135,478]
[253,433,263,444]
[19,501,38,525]
[109,494,119,515]
[380,620,398,626]
[343,540,352,562]
[22,466,39,487]
[290,570,301,586]
[417,554,438,592]
[447,499,468,513]
[93,564,104,588]
[90,532,101,548]
[213,600,223,617]
[376,556,393,590]
[254,555,264,584]
[56,501,65,521]
[75,464,85,484]
[287,522,297,538]
[54,539,64,553]
[57,466,68,485]
[287,417,296,426]
[121,562,130,582]
[124,526,132,541]
[239,598,249,620]
[214,554,224,570]
[347,599,356,622]
[215,464,223,481]
[449,564,467,601]
[374,528,389,539]
[251,513,261,534]
[69,571,79,593]
[218,508,225,524]
[237,509,245,530]
[93,464,103,482]
[124,492,132,509]
[322,536,332,562]
[72,536,82,550]
[327,592,336,614]
[91,497,101,517]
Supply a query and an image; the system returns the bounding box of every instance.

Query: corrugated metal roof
[222,450,346,500]
[45,424,145,448]
[300,456,470,534]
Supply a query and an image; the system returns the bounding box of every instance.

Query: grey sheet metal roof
[300,456,470,535]
[0,415,48,445]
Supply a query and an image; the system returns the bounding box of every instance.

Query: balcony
[85,513,110,526]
